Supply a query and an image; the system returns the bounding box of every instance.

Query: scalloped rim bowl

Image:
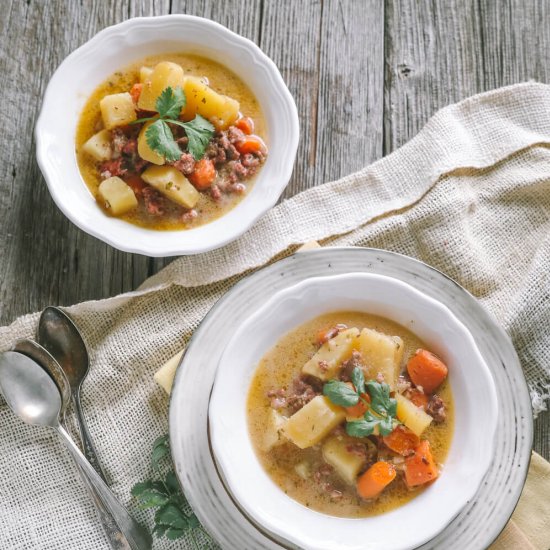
[35,15,299,256]
[209,272,499,550]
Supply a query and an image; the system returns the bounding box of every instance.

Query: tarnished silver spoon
[0,351,152,550]
[11,339,133,550]
[38,306,107,481]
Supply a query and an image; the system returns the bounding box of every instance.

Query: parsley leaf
[133,86,215,162]
[351,366,365,395]
[131,435,213,549]
[145,120,183,162]
[156,86,186,119]
[346,416,378,437]
[323,379,359,407]
[365,380,395,416]
[171,115,215,160]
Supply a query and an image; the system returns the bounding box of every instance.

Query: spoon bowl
[0,351,61,427]
[12,339,72,416]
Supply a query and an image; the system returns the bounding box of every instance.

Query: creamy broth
[247,311,454,518]
[76,53,267,230]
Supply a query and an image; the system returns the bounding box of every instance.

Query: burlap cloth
[1,82,550,549]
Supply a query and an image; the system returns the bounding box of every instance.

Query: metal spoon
[12,339,133,550]
[38,306,107,481]
[11,339,72,416]
[0,351,152,550]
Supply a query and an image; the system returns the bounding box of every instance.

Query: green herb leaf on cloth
[131,435,212,548]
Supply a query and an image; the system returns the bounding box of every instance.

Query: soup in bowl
[209,273,498,550]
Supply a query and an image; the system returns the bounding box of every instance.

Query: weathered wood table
[1,0,548,457]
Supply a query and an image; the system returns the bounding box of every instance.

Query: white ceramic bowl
[209,272,499,550]
[35,15,299,256]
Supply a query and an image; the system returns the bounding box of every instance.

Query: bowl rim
[209,271,499,550]
[34,14,300,256]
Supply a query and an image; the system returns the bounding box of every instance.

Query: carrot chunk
[345,393,370,418]
[404,440,439,488]
[357,461,396,499]
[407,349,448,394]
[235,116,254,135]
[130,83,143,104]
[188,158,216,190]
[383,425,420,456]
[235,135,267,155]
[408,388,428,409]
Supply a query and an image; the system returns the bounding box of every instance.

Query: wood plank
[316,0,384,184]
[383,0,550,153]
[259,0,324,197]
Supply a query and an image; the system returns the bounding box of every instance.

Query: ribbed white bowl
[35,15,299,256]
[210,272,498,550]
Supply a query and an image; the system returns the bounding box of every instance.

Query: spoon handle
[56,424,152,550]
[69,445,131,550]
[73,392,109,483]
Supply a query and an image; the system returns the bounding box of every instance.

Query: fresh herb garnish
[324,367,399,438]
[132,86,215,161]
[323,379,360,407]
[131,435,212,547]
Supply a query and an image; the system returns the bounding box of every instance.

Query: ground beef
[426,395,446,422]
[142,187,166,216]
[121,138,137,156]
[172,153,195,175]
[99,158,127,179]
[339,350,366,383]
[111,128,128,156]
[286,375,322,414]
[396,375,412,394]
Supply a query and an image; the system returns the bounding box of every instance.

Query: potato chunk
[283,396,345,449]
[395,393,433,436]
[82,129,112,161]
[137,122,165,165]
[138,61,185,112]
[141,166,199,209]
[139,66,153,83]
[302,328,360,381]
[99,92,136,129]
[182,76,240,130]
[262,409,288,452]
[322,436,367,485]
[358,328,403,389]
[97,177,138,215]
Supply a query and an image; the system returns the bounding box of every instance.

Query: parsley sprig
[131,435,213,548]
[323,367,399,437]
[132,86,215,161]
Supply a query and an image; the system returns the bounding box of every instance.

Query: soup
[76,53,267,230]
[247,311,454,518]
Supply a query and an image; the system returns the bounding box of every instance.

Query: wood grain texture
[0,0,548,457]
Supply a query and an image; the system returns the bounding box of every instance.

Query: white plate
[209,272,498,550]
[35,15,299,256]
[169,248,533,549]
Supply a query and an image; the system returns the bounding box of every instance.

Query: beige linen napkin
[1,82,550,549]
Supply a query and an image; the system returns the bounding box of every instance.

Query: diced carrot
[316,324,347,345]
[130,83,143,104]
[382,425,420,456]
[357,461,396,499]
[408,388,428,409]
[235,116,254,135]
[407,349,448,394]
[404,440,439,488]
[235,135,267,155]
[188,158,216,190]
[345,393,370,418]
